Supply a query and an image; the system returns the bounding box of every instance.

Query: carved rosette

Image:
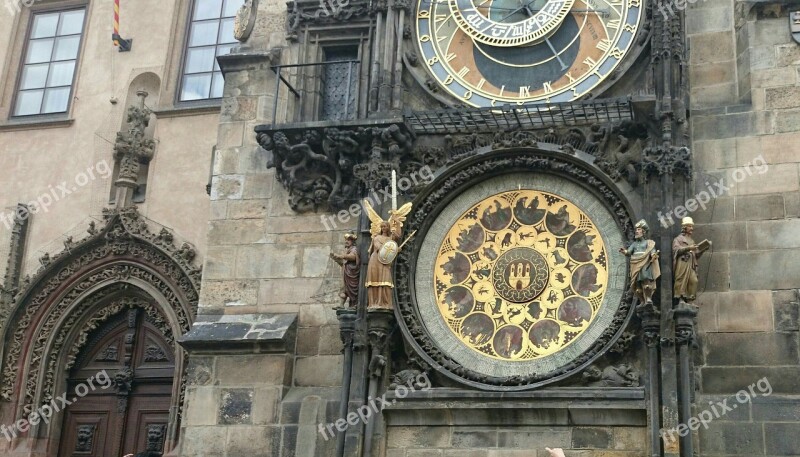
[0,207,200,423]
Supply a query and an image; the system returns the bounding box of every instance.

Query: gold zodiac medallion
[434,190,609,361]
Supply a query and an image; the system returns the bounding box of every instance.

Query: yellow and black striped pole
[113,0,120,46]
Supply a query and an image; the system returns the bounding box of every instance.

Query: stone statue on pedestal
[619,219,661,305]
[330,233,360,308]
[672,217,711,305]
[364,200,413,310]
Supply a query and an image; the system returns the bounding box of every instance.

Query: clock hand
[495,0,536,22]
[544,37,569,70]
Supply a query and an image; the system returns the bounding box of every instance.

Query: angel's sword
[391,170,398,211]
[398,230,417,250]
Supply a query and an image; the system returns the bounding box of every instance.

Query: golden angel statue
[364,200,413,309]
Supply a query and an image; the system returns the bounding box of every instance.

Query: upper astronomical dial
[449,0,576,47]
[415,0,644,107]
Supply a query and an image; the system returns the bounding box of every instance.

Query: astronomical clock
[391,0,644,392]
[413,0,645,105]
[404,170,629,390]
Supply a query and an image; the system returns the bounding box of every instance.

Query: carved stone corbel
[256,122,416,212]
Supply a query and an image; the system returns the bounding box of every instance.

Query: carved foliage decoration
[582,362,640,387]
[0,207,199,414]
[413,121,651,187]
[641,145,692,179]
[286,0,371,41]
[394,153,635,388]
[258,119,659,215]
[96,343,119,362]
[256,123,415,212]
[144,341,169,363]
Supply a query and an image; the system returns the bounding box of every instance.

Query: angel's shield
[378,240,399,265]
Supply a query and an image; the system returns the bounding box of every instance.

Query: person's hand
[618,247,626,255]
[546,448,566,457]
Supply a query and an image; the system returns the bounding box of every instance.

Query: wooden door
[57,307,175,457]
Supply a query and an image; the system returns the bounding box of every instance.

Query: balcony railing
[270,60,360,128]
[403,97,634,134]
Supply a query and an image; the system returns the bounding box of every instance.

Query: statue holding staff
[330,233,360,308]
[619,219,661,305]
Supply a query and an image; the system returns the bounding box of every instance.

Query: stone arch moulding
[394,144,641,391]
[0,206,201,453]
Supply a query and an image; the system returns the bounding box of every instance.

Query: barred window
[14,8,86,116]
[321,47,359,121]
[179,0,243,101]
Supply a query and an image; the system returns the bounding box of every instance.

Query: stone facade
[688,2,800,456]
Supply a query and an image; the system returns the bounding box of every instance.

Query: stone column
[336,308,358,457]
[640,302,662,457]
[362,308,394,457]
[674,302,698,456]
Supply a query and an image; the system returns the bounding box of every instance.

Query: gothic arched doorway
[0,208,200,456]
[57,304,175,457]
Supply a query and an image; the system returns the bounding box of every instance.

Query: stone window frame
[289,32,372,123]
[177,0,240,102]
[0,0,91,126]
[156,0,241,115]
